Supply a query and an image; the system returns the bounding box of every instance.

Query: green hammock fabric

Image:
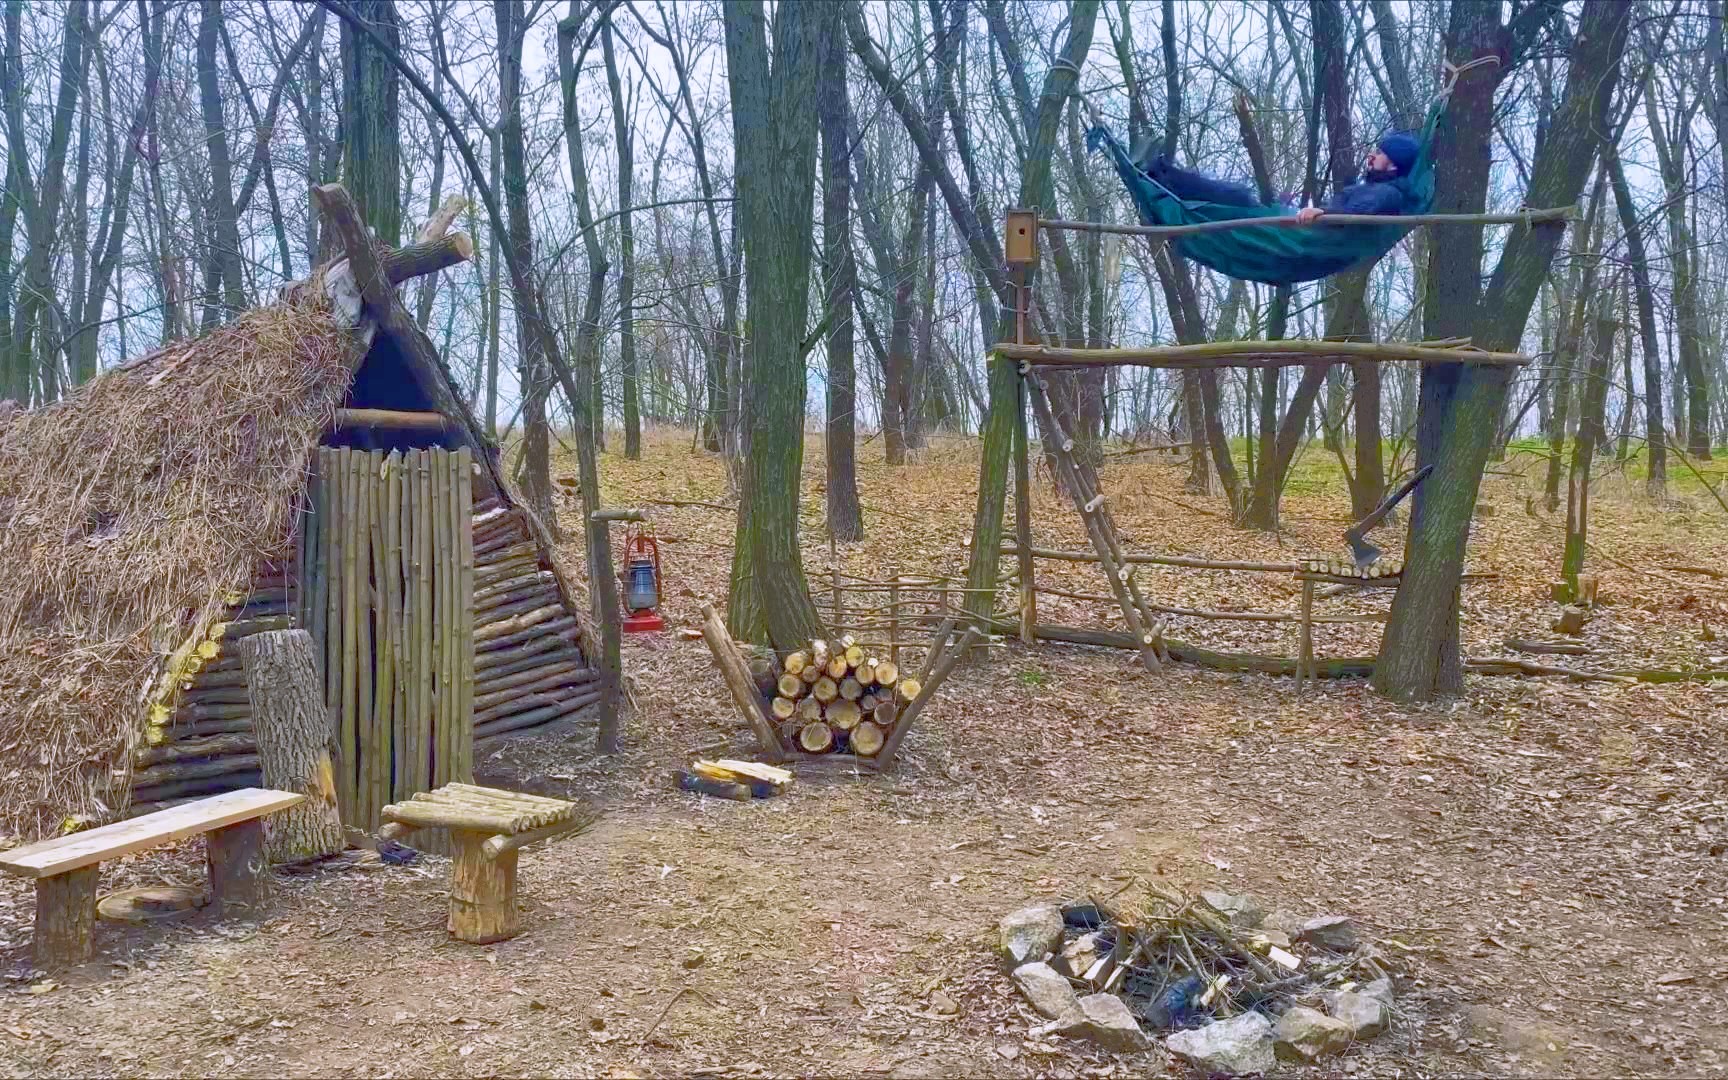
[1086,99,1446,286]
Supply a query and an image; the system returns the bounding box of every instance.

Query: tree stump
[207,820,271,918]
[238,630,344,862]
[447,829,519,944]
[34,866,99,969]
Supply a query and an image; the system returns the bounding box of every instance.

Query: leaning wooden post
[877,626,983,768]
[238,630,345,863]
[698,602,787,762]
[1297,579,1314,695]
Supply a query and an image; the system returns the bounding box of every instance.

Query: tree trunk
[1604,144,1667,496]
[1562,304,1615,590]
[1645,88,1709,460]
[818,19,863,541]
[339,0,402,247]
[197,0,244,327]
[601,22,641,459]
[238,630,344,863]
[722,0,827,649]
[1375,0,1629,702]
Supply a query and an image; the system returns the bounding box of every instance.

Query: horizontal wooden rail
[331,408,454,432]
[1037,206,1574,240]
[995,338,1530,369]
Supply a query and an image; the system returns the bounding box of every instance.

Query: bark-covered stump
[34,866,100,970]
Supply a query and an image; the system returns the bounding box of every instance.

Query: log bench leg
[448,829,518,944]
[34,865,99,970]
[207,819,271,918]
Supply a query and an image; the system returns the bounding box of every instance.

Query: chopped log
[850,721,885,757]
[844,644,865,668]
[448,829,520,943]
[130,754,261,789]
[481,812,595,860]
[796,695,824,723]
[825,655,849,680]
[33,866,99,970]
[771,697,797,720]
[777,674,806,699]
[474,667,595,713]
[471,691,600,741]
[800,662,823,685]
[812,677,839,704]
[475,685,596,726]
[206,818,271,918]
[131,772,262,805]
[381,801,521,834]
[380,230,475,284]
[332,408,455,434]
[748,655,778,697]
[477,616,578,654]
[674,769,751,802]
[778,720,803,746]
[1553,606,1587,635]
[238,630,344,864]
[697,603,786,761]
[134,733,257,768]
[473,661,590,702]
[895,679,921,704]
[839,676,863,701]
[861,658,881,686]
[872,702,897,727]
[825,700,862,731]
[474,634,566,676]
[811,640,830,670]
[859,692,880,712]
[1503,637,1593,657]
[798,722,835,754]
[873,661,899,687]
[159,717,253,740]
[473,603,563,643]
[784,650,810,676]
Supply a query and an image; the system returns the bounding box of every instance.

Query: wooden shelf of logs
[379,782,593,944]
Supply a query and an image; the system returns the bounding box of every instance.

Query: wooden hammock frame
[995,209,1535,677]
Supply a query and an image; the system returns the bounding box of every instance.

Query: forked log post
[699,603,787,762]
[238,630,344,863]
[877,626,982,768]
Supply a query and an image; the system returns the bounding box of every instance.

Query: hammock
[1085,97,1447,286]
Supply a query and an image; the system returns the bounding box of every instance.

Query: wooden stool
[379,783,588,944]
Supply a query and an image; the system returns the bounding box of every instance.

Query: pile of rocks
[996,886,1398,1072]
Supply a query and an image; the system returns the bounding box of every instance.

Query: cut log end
[839,677,863,701]
[812,677,839,704]
[850,721,885,757]
[843,645,865,668]
[796,696,824,723]
[784,651,809,676]
[896,678,921,704]
[777,674,805,700]
[873,702,898,727]
[825,699,862,731]
[798,721,835,754]
[771,696,797,720]
[873,661,899,687]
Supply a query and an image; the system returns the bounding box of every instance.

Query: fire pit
[998,882,1398,1071]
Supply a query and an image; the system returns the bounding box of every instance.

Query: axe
[1343,465,1433,570]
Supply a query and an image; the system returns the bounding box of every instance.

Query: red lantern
[620,524,665,633]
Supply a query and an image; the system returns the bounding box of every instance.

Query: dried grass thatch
[0,283,362,842]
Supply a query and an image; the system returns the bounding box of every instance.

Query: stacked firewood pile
[1300,556,1404,580]
[757,636,918,758]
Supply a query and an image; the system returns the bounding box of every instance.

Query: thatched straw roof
[0,277,361,842]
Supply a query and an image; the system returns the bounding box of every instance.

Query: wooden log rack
[696,603,979,773]
[378,783,593,944]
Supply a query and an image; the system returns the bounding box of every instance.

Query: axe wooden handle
[1345,464,1434,542]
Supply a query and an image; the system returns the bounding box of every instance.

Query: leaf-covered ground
[1,430,1724,1079]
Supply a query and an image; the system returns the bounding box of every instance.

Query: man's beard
[1364,165,1400,183]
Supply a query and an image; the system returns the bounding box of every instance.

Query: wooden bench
[0,788,305,969]
[379,782,590,944]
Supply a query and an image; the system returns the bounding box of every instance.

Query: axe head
[1346,532,1382,570]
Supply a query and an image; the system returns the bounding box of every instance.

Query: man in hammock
[1135,132,1422,223]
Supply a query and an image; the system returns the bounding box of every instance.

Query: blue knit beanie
[1378,132,1420,176]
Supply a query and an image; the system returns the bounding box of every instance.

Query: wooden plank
[455,447,475,783]
[332,408,455,433]
[0,789,304,879]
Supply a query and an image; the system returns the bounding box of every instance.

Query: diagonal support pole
[1020,364,1163,673]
